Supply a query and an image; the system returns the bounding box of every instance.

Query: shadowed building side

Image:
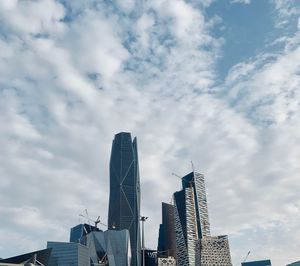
[242,260,272,266]
[108,132,141,266]
[0,248,51,265]
[157,202,177,259]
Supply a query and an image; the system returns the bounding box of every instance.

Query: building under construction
[172,171,232,265]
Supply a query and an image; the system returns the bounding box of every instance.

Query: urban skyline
[0,131,264,265]
[1,0,300,265]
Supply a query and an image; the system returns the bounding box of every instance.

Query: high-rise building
[108,132,141,266]
[181,172,210,238]
[173,171,210,265]
[157,202,177,259]
[242,260,272,266]
[173,171,232,265]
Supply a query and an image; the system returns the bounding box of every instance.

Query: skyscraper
[173,171,210,265]
[157,202,177,258]
[108,132,141,266]
[173,171,232,265]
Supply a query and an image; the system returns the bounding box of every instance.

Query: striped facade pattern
[174,198,189,266]
[174,186,200,266]
[185,187,198,265]
[194,172,210,237]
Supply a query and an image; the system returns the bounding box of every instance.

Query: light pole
[140,216,148,266]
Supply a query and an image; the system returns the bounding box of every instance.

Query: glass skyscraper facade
[157,202,177,259]
[70,223,101,245]
[108,132,141,266]
[47,242,89,266]
[86,229,131,266]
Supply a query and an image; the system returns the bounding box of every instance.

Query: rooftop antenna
[191,160,195,173]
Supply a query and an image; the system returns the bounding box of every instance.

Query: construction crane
[242,250,251,263]
[172,172,181,179]
[172,171,195,187]
[191,160,195,172]
[79,212,107,229]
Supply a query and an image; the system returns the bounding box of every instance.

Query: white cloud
[0,0,18,10]
[220,11,300,264]
[0,0,65,35]
[231,0,251,4]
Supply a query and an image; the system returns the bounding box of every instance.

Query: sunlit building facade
[173,171,210,265]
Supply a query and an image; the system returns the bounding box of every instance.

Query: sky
[0,0,300,265]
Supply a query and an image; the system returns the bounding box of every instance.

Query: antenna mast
[191,160,195,173]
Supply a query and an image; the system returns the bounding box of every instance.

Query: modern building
[0,248,51,265]
[242,260,272,266]
[195,235,232,265]
[157,202,176,259]
[47,241,89,266]
[144,249,157,266]
[108,132,141,266]
[157,256,176,266]
[70,223,101,245]
[86,229,131,266]
[173,171,232,265]
[173,171,210,265]
[287,262,300,266]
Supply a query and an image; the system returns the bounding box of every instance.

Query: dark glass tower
[157,202,177,258]
[108,132,141,266]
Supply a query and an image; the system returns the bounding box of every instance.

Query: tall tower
[173,171,210,265]
[173,171,232,265]
[157,202,177,258]
[108,132,141,266]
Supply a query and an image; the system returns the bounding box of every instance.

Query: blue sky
[0,0,300,265]
[207,0,274,78]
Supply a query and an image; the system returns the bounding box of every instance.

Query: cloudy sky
[0,0,300,265]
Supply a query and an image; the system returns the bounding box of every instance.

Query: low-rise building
[242,260,272,266]
[195,235,232,265]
